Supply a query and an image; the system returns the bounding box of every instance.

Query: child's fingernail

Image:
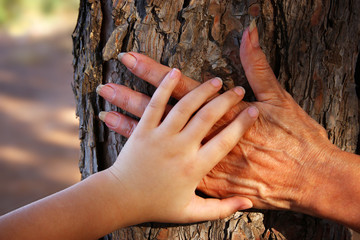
[99,111,107,121]
[170,68,181,78]
[211,77,223,87]
[234,86,245,96]
[248,106,259,118]
[118,52,137,69]
[97,84,116,102]
[249,19,260,48]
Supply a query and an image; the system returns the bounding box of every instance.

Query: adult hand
[97,23,351,223]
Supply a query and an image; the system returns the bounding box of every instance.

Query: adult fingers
[161,78,223,133]
[97,83,173,121]
[198,106,259,173]
[139,68,181,129]
[99,111,138,138]
[181,87,245,142]
[118,52,200,99]
[97,83,150,118]
[185,196,253,223]
[240,21,284,102]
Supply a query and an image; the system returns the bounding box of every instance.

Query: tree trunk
[72,0,360,239]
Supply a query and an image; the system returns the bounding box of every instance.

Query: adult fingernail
[118,52,137,69]
[99,111,107,121]
[248,106,259,118]
[211,77,223,87]
[249,19,256,33]
[249,19,260,48]
[234,86,245,96]
[100,111,120,128]
[96,84,104,95]
[97,84,116,102]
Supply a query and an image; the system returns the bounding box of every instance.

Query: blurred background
[0,0,81,215]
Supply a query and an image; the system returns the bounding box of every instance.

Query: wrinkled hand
[98,24,338,214]
[199,26,336,212]
[107,69,256,224]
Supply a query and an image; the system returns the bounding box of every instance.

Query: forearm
[297,148,360,231]
[0,170,135,240]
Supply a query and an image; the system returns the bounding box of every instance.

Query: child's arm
[0,68,257,240]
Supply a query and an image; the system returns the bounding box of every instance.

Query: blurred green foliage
[0,0,79,26]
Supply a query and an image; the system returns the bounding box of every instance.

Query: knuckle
[244,54,272,75]
[148,99,162,109]
[141,67,151,80]
[252,60,272,73]
[157,80,172,93]
[279,89,295,102]
[174,105,189,117]
[217,138,233,151]
[136,61,151,80]
[131,58,151,79]
[120,93,130,110]
[197,110,216,123]
[124,121,137,137]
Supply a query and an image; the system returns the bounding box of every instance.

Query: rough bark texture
[72,0,360,239]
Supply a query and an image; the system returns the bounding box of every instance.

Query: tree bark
[72,0,360,239]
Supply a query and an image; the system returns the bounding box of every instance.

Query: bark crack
[355,51,360,154]
[223,219,230,239]
[98,0,114,171]
[177,4,187,45]
[121,21,135,53]
[270,0,292,93]
[269,0,281,79]
[135,0,147,20]
[183,0,191,9]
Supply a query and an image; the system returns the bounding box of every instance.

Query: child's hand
[0,68,258,240]
[104,68,258,225]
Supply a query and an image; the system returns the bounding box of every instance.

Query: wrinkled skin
[199,86,333,211]
[197,26,335,211]
[98,26,341,215]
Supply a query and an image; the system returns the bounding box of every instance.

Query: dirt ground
[0,31,81,215]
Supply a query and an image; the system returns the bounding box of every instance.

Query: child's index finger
[159,78,223,135]
[138,68,181,129]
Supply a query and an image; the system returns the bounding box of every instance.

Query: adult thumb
[240,20,284,102]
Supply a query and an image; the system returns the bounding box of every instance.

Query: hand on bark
[97,24,337,214]
[199,24,338,212]
[106,68,256,224]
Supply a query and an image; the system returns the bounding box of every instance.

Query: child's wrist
[100,167,148,228]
